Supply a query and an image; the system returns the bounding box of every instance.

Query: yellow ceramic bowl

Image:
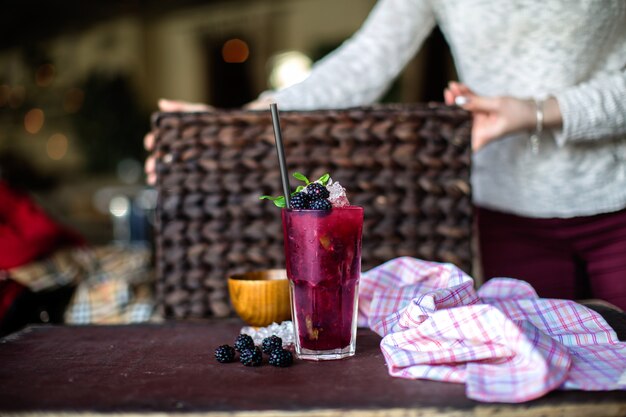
[227,269,291,327]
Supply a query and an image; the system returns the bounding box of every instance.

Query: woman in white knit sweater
[149,0,626,309]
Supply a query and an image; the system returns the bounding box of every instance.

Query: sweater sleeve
[263,0,436,110]
[552,68,626,146]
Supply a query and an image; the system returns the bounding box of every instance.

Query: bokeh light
[109,196,130,217]
[24,108,45,134]
[46,133,68,160]
[64,88,85,113]
[269,51,312,90]
[222,39,249,63]
[35,63,55,87]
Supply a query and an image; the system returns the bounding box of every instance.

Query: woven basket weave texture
[152,104,472,319]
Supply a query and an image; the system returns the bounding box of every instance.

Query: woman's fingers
[243,96,276,110]
[463,95,502,112]
[444,86,468,106]
[145,154,157,186]
[445,81,478,108]
[443,88,455,105]
[144,132,155,151]
[158,99,213,112]
[448,81,474,98]
[446,81,502,113]
[448,81,464,97]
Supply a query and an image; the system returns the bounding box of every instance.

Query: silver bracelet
[529,98,544,155]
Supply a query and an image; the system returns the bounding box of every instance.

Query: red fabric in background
[0,181,83,269]
[0,278,27,319]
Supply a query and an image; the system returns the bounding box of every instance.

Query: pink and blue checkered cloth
[358,257,626,403]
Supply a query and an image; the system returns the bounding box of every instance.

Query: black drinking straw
[270,103,291,209]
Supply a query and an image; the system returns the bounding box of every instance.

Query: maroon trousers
[476,206,626,311]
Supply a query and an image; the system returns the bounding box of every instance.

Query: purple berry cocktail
[282,206,363,360]
[261,172,363,360]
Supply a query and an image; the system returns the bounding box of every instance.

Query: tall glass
[282,207,363,360]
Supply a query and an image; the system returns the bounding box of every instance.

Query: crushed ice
[326,179,350,208]
[241,321,295,347]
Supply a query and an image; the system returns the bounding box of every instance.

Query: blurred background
[1,0,455,243]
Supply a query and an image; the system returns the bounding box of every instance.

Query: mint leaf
[259,195,285,206]
[317,173,330,186]
[272,197,286,208]
[293,172,310,184]
[259,195,286,207]
[260,195,281,201]
[294,185,305,193]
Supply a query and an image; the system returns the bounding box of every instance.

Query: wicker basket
[152,103,472,319]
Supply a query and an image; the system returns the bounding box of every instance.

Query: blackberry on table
[309,199,332,211]
[261,335,283,354]
[268,348,293,367]
[234,334,255,352]
[240,346,263,367]
[290,192,309,209]
[214,345,236,363]
[306,183,330,201]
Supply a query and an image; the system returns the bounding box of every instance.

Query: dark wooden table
[1,318,625,417]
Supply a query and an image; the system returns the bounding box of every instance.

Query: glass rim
[283,206,363,212]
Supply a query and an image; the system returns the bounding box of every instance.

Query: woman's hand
[243,96,275,110]
[444,82,538,152]
[144,99,213,185]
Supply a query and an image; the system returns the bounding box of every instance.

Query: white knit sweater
[265,0,626,218]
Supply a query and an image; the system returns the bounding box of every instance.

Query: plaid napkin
[358,257,626,403]
[8,248,86,292]
[8,245,156,324]
[62,245,156,324]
